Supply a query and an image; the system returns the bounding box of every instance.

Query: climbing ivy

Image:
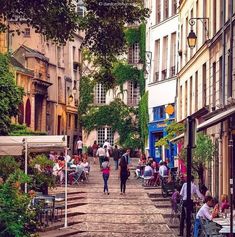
[139,23,146,63]
[82,99,141,148]
[138,91,149,150]
[125,27,140,46]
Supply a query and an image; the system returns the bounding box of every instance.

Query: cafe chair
[199,217,222,237]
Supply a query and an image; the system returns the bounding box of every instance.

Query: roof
[10,56,34,76]
[14,45,49,62]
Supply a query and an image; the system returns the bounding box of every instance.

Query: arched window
[18,103,24,124]
[25,98,31,127]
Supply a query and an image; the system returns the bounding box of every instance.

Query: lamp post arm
[189,17,209,40]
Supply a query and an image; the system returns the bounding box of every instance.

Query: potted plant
[29,154,55,195]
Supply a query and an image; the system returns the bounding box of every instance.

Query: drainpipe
[219,122,223,197]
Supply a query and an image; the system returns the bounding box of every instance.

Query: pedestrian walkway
[40,158,176,237]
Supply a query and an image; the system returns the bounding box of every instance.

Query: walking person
[92,140,99,164]
[119,148,130,195]
[112,145,121,170]
[96,145,106,169]
[178,175,204,236]
[77,137,83,156]
[101,157,110,195]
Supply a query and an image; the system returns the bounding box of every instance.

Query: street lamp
[187,30,197,49]
[68,94,73,103]
[187,17,209,49]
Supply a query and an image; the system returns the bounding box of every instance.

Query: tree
[0,0,78,44]
[79,0,149,58]
[0,53,24,135]
[192,133,215,186]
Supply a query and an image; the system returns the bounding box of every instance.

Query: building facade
[177,0,235,198]
[145,0,178,166]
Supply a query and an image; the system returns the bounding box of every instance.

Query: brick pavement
[39,158,177,237]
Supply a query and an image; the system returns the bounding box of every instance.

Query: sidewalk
[40,158,176,237]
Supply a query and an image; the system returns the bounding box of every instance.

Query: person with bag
[112,145,121,170]
[119,148,130,195]
[101,157,110,195]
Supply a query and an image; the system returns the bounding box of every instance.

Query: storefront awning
[197,106,235,131]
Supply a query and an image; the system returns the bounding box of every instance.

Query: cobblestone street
[40,158,177,237]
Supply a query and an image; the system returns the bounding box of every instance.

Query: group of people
[100,148,131,195]
[172,175,230,237]
[50,151,90,185]
[135,155,172,186]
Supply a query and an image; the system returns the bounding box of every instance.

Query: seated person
[220,194,229,212]
[143,163,154,178]
[53,159,65,185]
[159,161,169,179]
[81,157,90,175]
[69,162,86,185]
[193,195,219,237]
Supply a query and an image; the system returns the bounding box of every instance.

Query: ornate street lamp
[187,30,197,49]
[68,94,73,103]
[187,17,209,49]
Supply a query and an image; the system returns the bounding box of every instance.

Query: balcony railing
[170,66,176,77]
[155,71,159,82]
[162,69,167,80]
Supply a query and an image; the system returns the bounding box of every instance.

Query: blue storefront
[148,105,177,168]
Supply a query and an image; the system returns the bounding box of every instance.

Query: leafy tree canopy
[0,53,24,135]
[0,0,78,44]
[79,0,149,58]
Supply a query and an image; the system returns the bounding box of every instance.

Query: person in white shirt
[193,196,219,237]
[103,139,111,156]
[159,162,169,178]
[96,146,106,168]
[77,137,83,155]
[178,175,204,236]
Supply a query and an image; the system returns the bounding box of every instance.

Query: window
[24,28,30,37]
[68,113,71,128]
[77,0,85,17]
[189,76,192,115]
[179,85,183,120]
[128,43,140,64]
[75,114,78,129]
[164,0,169,20]
[195,71,198,111]
[170,32,176,77]
[213,0,217,34]
[154,39,160,82]
[153,106,166,120]
[162,36,168,80]
[97,127,114,146]
[73,46,76,62]
[212,62,216,107]
[203,0,207,42]
[185,81,188,117]
[58,77,63,103]
[127,81,140,106]
[202,63,207,107]
[94,83,106,104]
[219,57,223,104]
[172,0,177,16]
[156,0,161,24]
[185,17,188,63]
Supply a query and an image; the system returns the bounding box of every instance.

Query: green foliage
[155,121,185,148]
[0,156,20,181]
[125,28,140,46]
[78,76,95,116]
[79,0,149,58]
[139,23,146,62]
[82,99,140,148]
[0,53,24,135]
[0,170,36,237]
[9,124,47,136]
[113,62,140,84]
[193,133,215,167]
[0,0,78,44]
[29,154,55,193]
[138,92,149,150]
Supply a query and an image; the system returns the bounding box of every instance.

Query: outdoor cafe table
[219,226,235,234]
[213,217,235,235]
